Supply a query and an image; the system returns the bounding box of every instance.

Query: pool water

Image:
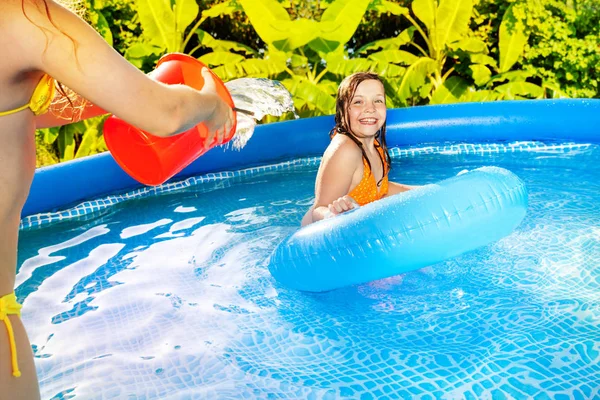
[17,142,600,399]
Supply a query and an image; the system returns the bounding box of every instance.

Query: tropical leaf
[449,37,487,53]
[200,51,246,67]
[75,126,98,159]
[136,0,177,51]
[356,27,415,54]
[542,81,570,99]
[495,82,544,98]
[213,50,287,80]
[469,64,492,86]
[212,63,242,80]
[318,80,340,96]
[195,29,216,47]
[193,29,256,56]
[487,70,534,85]
[293,97,307,110]
[470,53,496,67]
[412,0,436,33]
[174,0,199,41]
[419,81,433,98]
[372,62,406,78]
[430,76,469,104]
[240,60,269,77]
[356,38,399,54]
[124,42,163,67]
[210,40,258,56]
[368,50,419,66]
[272,19,320,51]
[266,49,289,65]
[434,0,472,51]
[238,0,290,45]
[325,56,374,76]
[381,77,404,107]
[397,57,437,104]
[58,123,81,162]
[241,58,287,76]
[459,89,502,102]
[39,127,59,145]
[293,81,336,115]
[199,0,242,23]
[317,0,371,45]
[89,10,113,45]
[305,0,371,52]
[290,54,308,68]
[368,0,409,15]
[308,37,342,53]
[499,5,529,73]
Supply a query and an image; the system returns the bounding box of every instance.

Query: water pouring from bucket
[103,53,295,186]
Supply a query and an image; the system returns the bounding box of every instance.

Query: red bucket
[103,53,237,186]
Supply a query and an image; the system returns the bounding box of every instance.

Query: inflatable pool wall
[23,100,600,217]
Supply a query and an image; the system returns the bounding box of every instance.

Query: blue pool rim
[23,99,600,218]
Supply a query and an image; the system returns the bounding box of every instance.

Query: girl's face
[347,79,386,139]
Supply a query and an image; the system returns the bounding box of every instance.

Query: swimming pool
[18,101,600,398]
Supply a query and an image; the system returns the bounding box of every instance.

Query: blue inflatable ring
[268,166,528,292]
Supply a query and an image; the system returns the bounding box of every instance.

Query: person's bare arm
[310,140,361,223]
[15,0,230,137]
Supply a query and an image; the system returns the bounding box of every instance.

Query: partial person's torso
[0,7,45,294]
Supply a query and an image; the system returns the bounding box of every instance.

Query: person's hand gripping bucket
[103,53,238,186]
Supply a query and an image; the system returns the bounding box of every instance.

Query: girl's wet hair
[330,72,391,185]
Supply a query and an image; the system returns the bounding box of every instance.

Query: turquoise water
[17,142,600,399]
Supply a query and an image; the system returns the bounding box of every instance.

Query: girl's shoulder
[0,0,17,24]
[324,133,362,163]
[1,0,47,39]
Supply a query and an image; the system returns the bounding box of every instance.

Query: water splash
[225,78,298,150]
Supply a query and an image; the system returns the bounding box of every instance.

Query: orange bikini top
[348,144,389,206]
[0,74,55,117]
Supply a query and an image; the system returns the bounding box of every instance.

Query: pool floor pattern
[17,141,600,399]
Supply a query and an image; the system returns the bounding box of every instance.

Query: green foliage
[85,0,159,70]
[36,116,109,166]
[197,0,379,116]
[373,0,548,104]
[472,0,600,98]
[35,0,600,167]
[498,4,528,73]
[522,0,600,98]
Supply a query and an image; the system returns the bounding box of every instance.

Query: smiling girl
[301,72,418,226]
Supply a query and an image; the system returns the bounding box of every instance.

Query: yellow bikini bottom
[0,292,22,377]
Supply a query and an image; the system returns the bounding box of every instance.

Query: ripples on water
[17,142,600,399]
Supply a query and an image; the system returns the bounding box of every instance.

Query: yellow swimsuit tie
[0,74,56,117]
[0,292,23,377]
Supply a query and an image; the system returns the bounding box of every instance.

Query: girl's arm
[309,140,362,224]
[15,0,230,137]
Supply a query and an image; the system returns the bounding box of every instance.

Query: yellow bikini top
[0,74,56,117]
